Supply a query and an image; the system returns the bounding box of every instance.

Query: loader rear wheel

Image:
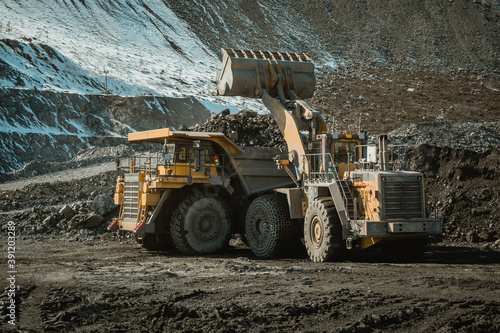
[304,197,345,262]
[170,190,231,254]
[245,194,298,258]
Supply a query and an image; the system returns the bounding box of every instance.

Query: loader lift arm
[215,48,327,177]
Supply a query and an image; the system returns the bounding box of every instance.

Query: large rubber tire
[245,194,299,258]
[304,197,346,262]
[380,237,429,262]
[170,190,231,254]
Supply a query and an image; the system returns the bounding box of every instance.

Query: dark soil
[407,145,500,244]
[1,237,498,332]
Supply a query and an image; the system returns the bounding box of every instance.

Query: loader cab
[330,132,365,179]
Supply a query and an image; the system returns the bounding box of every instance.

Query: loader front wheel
[170,190,231,254]
[245,194,299,258]
[304,197,345,262]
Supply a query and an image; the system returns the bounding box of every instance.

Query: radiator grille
[382,178,424,219]
[123,173,139,222]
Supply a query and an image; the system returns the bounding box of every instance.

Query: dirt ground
[1,235,499,332]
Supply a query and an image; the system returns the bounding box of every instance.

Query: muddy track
[1,236,498,332]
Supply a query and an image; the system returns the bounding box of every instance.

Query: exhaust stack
[378,135,389,171]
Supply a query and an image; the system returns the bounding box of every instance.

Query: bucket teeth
[223,49,311,62]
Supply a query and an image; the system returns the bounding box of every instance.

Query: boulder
[91,194,117,216]
[59,204,76,219]
[79,214,104,229]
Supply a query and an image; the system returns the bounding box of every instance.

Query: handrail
[303,152,354,219]
[116,151,227,178]
[354,144,409,171]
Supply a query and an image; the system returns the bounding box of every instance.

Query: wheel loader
[214,49,442,262]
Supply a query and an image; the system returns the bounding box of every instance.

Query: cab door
[331,139,361,179]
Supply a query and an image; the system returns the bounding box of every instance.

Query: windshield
[334,141,358,163]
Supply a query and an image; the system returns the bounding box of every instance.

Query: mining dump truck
[215,49,442,261]
[109,128,296,253]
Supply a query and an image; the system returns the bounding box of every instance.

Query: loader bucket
[215,48,316,100]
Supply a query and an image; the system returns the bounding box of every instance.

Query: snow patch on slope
[0,0,219,97]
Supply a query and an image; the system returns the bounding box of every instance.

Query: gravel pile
[388,122,500,152]
[0,172,118,236]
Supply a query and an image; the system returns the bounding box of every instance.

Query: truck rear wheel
[245,194,298,258]
[304,197,345,262]
[170,190,231,254]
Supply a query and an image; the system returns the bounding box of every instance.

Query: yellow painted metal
[114,192,123,206]
[216,48,316,99]
[114,179,124,205]
[358,237,383,249]
[353,177,380,221]
[119,221,139,232]
[128,128,243,154]
[128,128,174,142]
[141,192,161,206]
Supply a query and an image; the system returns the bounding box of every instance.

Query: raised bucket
[215,48,316,99]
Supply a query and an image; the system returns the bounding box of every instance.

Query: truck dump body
[125,128,294,197]
[228,146,294,196]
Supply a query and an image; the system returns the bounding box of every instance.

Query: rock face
[170,0,500,72]
[0,87,210,173]
[389,122,500,152]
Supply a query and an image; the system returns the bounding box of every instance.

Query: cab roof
[128,128,243,154]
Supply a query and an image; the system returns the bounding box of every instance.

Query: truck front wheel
[170,190,231,254]
[304,197,345,262]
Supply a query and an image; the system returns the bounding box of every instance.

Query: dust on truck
[214,49,442,261]
[109,128,295,253]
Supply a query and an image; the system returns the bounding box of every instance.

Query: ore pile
[191,109,285,148]
[0,172,118,238]
[407,144,500,244]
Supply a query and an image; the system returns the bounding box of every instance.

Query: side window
[178,146,187,162]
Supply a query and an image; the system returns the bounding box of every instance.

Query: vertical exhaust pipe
[378,135,389,171]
